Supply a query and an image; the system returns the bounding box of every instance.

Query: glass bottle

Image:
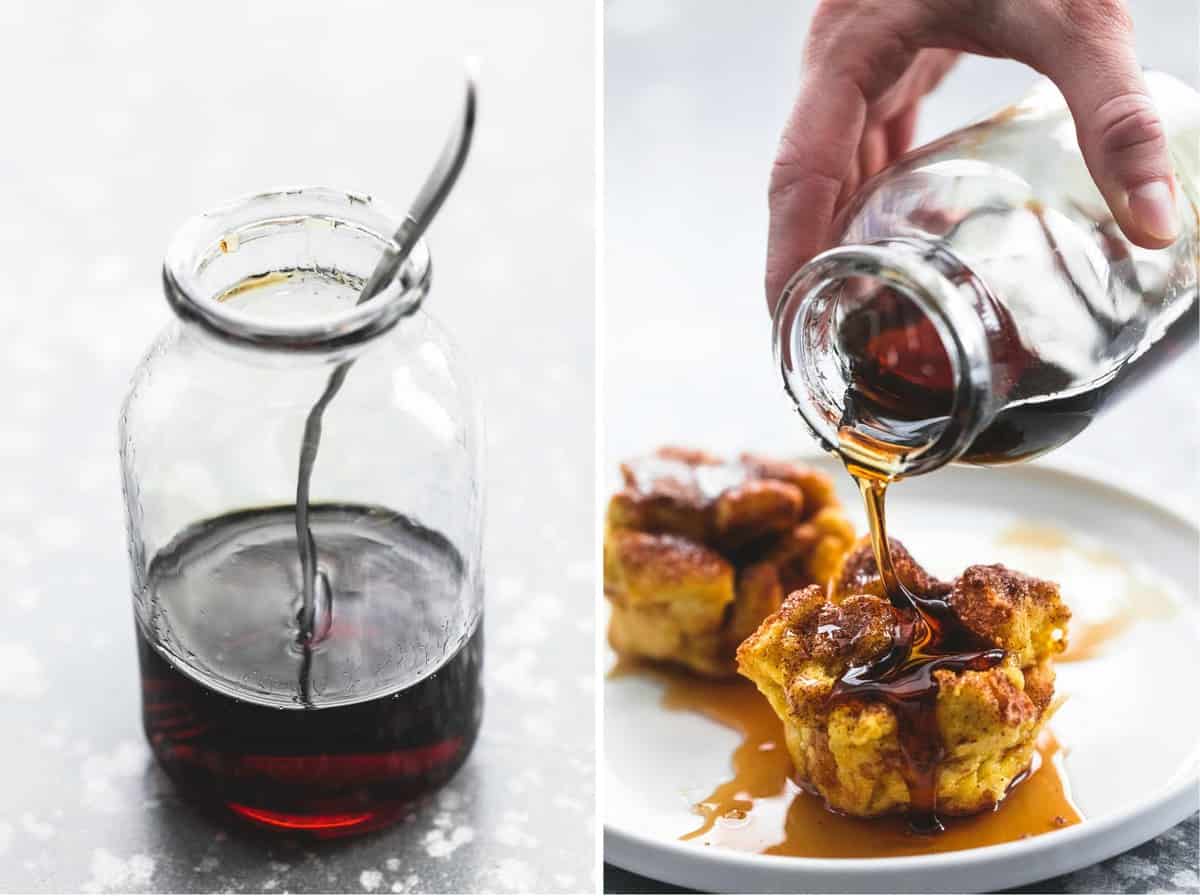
[774,71,1199,477]
[119,187,484,836]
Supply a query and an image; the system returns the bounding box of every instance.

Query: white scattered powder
[77,459,113,494]
[0,491,33,515]
[91,256,131,285]
[12,586,40,611]
[359,869,383,891]
[0,643,47,699]
[490,648,543,696]
[506,767,545,797]
[390,873,420,894]
[496,616,549,646]
[261,879,278,890]
[486,857,536,892]
[385,858,401,872]
[0,431,35,461]
[494,810,538,848]
[20,813,54,840]
[552,793,585,812]
[194,857,219,873]
[436,788,464,811]
[34,516,83,549]
[269,862,290,872]
[88,632,113,651]
[423,825,474,858]
[1172,869,1200,890]
[522,715,553,740]
[83,848,155,893]
[525,592,564,621]
[1113,854,1157,880]
[494,577,523,602]
[82,740,150,812]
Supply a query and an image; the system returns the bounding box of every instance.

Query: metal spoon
[294,70,478,705]
[356,69,478,308]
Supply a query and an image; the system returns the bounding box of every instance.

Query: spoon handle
[358,70,478,307]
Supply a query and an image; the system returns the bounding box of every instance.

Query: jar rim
[772,241,995,477]
[162,186,432,353]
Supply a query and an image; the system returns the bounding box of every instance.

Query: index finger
[765,69,867,314]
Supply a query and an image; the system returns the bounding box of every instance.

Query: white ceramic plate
[604,458,1200,893]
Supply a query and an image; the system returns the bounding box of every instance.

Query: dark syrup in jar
[136,504,483,837]
[837,285,1198,464]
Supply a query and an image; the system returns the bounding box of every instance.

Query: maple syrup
[644,669,1081,858]
[138,504,483,836]
[836,287,1198,466]
[823,465,1006,832]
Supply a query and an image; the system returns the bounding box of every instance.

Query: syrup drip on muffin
[831,466,1006,833]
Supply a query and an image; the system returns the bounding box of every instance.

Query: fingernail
[1127,180,1180,242]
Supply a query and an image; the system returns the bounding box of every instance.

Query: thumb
[1041,30,1179,248]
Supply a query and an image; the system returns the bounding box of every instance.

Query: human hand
[765,0,1181,313]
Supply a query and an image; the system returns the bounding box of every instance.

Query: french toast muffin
[738,538,1070,817]
[604,447,855,676]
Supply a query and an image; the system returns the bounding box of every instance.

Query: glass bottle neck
[162,187,431,364]
[773,238,1000,478]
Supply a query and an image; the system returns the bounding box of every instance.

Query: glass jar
[119,187,484,836]
[774,71,1199,477]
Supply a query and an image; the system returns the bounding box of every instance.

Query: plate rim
[602,454,1200,888]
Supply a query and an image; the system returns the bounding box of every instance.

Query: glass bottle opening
[773,243,996,477]
[163,186,432,355]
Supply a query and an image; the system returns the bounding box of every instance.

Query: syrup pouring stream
[835,465,1005,832]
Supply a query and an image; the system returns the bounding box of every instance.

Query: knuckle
[1094,92,1167,160]
[768,155,843,210]
[1057,0,1133,34]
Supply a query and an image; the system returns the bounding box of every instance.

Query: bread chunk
[738,539,1070,817]
[605,447,855,676]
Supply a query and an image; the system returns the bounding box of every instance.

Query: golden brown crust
[948,564,1071,667]
[713,479,805,548]
[604,529,737,677]
[830,536,948,602]
[737,538,1071,818]
[605,448,856,676]
[604,529,733,604]
[738,453,840,513]
[725,562,786,654]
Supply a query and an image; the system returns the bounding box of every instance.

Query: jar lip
[162,186,432,353]
[772,241,995,477]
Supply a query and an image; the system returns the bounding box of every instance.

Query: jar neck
[773,238,1001,477]
[162,187,431,362]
